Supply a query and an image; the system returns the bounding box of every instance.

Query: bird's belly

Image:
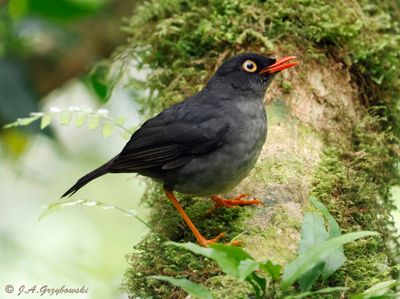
[171,118,267,196]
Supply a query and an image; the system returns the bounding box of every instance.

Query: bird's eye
[242,60,257,73]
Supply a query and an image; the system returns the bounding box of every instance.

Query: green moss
[206,275,253,299]
[311,114,399,293]
[328,238,391,293]
[253,158,304,187]
[243,204,301,264]
[121,0,400,297]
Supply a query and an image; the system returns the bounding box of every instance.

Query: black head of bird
[62,53,298,246]
[207,53,298,98]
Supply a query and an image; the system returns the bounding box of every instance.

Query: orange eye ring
[242,60,257,73]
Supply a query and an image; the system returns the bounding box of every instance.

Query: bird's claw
[197,233,244,247]
[228,240,243,246]
[197,232,225,247]
[211,194,263,209]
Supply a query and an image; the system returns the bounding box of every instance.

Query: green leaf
[298,261,325,292]
[310,197,341,237]
[309,198,346,278]
[40,114,52,129]
[284,287,348,299]
[39,198,150,229]
[88,64,112,103]
[297,213,328,290]
[151,276,213,299]
[351,280,400,299]
[101,123,114,138]
[26,0,105,22]
[237,259,260,281]
[4,115,41,128]
[259,261,281,281]
[299,213,329,254]
[166,242,256,279]
[120,131,131,140]
[87,115,100,130]
[246,273,266,299]
[8,0,29,20]
[75,113,87,128]
[116,116,126,126]
[166,242,266,298]
[281,231,379,289]
[59,111,72,125]
[321,247,346,279]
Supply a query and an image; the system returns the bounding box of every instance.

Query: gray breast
[172,98,267,196]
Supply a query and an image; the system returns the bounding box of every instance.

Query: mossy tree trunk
[120,1,400,298]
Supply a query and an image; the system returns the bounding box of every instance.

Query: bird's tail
[61,159,113,198]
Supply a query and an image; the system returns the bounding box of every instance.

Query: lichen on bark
[120,1,400,298]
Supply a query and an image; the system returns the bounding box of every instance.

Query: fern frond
[4,106,136,140]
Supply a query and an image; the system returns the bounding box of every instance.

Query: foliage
[7,0,106,22]
[152,276,213,299]
[152,199,380,299]
[39,198,150,229]
[350,279,400,299]
[3,106,135,140]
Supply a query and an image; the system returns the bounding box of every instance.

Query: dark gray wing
[109,103,228,172]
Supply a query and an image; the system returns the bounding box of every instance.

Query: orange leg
[164,188,225,247]
[211,194,263,209]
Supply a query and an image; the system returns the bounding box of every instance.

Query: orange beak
[260,56,299,74]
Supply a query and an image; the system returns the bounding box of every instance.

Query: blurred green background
[0,1,150,298]
[0,1,399,299]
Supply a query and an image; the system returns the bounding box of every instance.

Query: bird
[62,53,298,246]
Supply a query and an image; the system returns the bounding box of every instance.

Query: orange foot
[211,194,263,209]
[197,232,226,247]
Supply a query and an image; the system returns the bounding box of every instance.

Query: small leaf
[39,199,84,220]
[259,261,282,281]
[3,122,17,129]
[4,116,41,128]
[120,130,132,140]
[309,198,346,278]
[310,197,341,237]
[88,64,112,103]
[299,213,329,254]
[297,213,329,290]
[246,273,266,299]
[351,280,400,299]
[40,114,53,129]
[284,287,348,299]
[167,242,265,297]
[39,198,151,229]
[237,259,259,281]
[87,115,100,129]
[102,122,114,138]
[75,113,87,128]
[298,261,325,291]
[281,231,379,289]
[151,276,213,299]
[59,111,72,125]
[322,248,346,279]
[116,116,126,126]
[166,242,256,279]
[19,116,41,125]
[30,112,44,117]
